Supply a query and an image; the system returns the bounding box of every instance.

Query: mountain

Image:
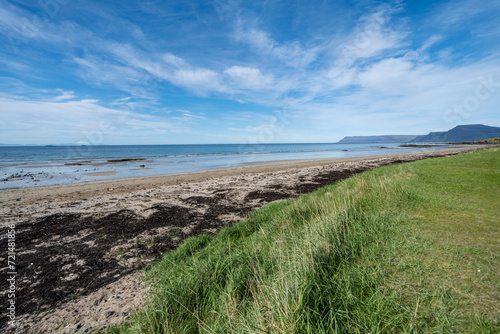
[410,124,500,143]
[337,135,418,144]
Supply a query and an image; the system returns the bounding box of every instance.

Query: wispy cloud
[172,110,208,122]
[0,95,194,144]
[53,89,76,101]
[224,66,274,89]
[233,24,319,67]
[431,0,500,28]
[305,57,500,136]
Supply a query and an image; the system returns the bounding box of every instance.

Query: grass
[108,148,499,333]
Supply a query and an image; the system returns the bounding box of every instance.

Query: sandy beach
[0,145,492,333]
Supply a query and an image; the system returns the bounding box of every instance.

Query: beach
[0,143,459,190]
[0,145,491,333]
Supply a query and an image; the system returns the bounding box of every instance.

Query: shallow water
[0,143,448,189]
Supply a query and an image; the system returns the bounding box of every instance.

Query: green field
[110,148,499,333]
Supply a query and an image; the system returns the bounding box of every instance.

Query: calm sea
[0,143,448,188]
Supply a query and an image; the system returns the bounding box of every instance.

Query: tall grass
[110,148,499,333]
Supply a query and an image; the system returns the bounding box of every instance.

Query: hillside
[411,124,500,143]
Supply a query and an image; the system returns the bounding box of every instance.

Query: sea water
[0,143,449,189]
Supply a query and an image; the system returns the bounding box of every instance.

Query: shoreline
[0,143,473,191]
[0,145,496,333]
[0,145,485,208]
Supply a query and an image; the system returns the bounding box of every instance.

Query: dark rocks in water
[400,144,440,148]
[1,171,48,182]
[107,158,146,163]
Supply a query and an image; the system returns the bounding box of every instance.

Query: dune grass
[109,148,499,333]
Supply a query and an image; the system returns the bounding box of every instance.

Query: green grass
[108,148,499,333]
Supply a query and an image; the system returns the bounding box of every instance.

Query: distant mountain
[338,135,418,144]
[410,124,500,143]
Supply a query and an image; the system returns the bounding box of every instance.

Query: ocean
[0,143,449,189]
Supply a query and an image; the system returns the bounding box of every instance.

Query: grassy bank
[110,148,499,333]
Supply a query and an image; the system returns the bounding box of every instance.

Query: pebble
[105,310,116,318]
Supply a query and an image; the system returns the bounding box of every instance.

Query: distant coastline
[337,124,500,144]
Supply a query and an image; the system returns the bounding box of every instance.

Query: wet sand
[0,146,492,333]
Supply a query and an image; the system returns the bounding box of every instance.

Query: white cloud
[0,5,42,42]
[74,57,143,88]
[420,35,444,51]
[172,68,220,91]
[305,57,500,138]
[0,97,187,144]
[224,66,274,89]
[431,0,500,28]
[76,44,225,96]
[0,55,32,74]
[162,53,187,67]
[337,6,407,66]
[356,57,416,93]
[53,89,76,101]
[324,67,358,89]
[173,110,208,122]
[234,24,319,67]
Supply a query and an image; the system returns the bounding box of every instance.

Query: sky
[0,0,499,145]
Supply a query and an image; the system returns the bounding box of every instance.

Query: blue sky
[0,0,499,145]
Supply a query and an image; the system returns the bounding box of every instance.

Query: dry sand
[0,146,490,333]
